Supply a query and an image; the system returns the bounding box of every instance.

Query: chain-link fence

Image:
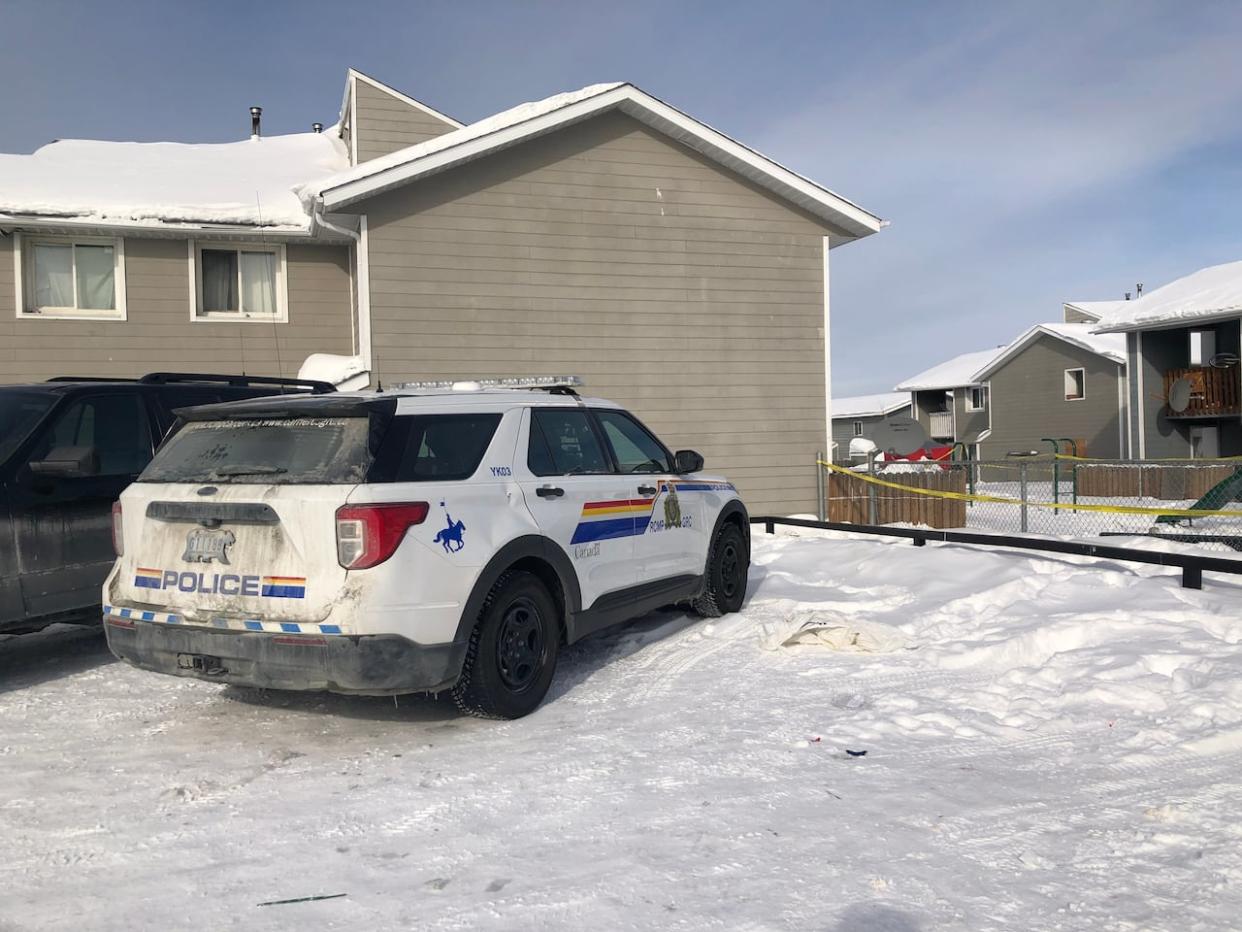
[822,457,1242,554]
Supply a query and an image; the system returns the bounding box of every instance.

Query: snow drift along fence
[828,468,967,529]
[1075,463,1237,500]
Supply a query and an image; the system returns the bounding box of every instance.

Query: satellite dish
[1168,377,1192,414]
[867,416,931,457]
[1210,352,1240,369]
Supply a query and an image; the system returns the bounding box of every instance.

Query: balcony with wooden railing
[1164,366,1241,418]
[928,411,954,438]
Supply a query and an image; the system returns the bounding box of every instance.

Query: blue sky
[3,0,1241,395]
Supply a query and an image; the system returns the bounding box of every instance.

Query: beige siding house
[0,70,882,514]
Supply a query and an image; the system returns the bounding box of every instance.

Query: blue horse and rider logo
[433,502,466,553]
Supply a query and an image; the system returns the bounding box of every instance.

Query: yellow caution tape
[817,460,1242,519]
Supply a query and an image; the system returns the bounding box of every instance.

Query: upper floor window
[16,234,126,320]
[1064,368,1086,401]
[190,242,287,322]
[853,420,864,437]
[966,386,988,411]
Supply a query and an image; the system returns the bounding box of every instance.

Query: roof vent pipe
[1125,292,1131,301]
[312,122,323,134]
[250,106,262,140]
[1136,282,1143,296]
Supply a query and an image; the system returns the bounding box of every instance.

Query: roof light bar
[396,375,584,392]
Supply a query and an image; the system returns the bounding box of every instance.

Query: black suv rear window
[139,417,372,484]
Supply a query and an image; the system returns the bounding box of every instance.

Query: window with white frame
[191,242,287,321]
[853,420,864,437]
[966,386,988,411]
[1064,368,1086,401]
[16,234,126,319]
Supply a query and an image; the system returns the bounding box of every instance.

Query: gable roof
[831,392,912,419]
[0,132,348,232]
[303,82,885,239]
[894,347,1006,392]
[970,323,1126,381]
[341,69,464,133]
[1093,260,1242,333]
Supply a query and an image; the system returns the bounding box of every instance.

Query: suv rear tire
[452,571,559,719]
[692,523,749,618]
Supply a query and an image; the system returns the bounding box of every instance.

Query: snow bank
[0,131,348,229]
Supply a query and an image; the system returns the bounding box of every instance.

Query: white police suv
[102,378,749,718]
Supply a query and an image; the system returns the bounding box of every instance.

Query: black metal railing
[750,516,1242,590]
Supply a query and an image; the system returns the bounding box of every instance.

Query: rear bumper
[104,616,467,695]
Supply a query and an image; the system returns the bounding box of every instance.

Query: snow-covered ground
[5,529,1242,931]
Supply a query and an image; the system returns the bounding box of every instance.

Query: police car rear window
[138,417,372,484]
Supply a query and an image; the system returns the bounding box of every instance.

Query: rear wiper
[209,465,288,478]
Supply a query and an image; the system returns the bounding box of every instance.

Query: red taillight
[335,502,430,569]
[111,501,124,557]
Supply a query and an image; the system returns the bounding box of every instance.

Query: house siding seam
[357,110,846,514]
[978,333,1123,459]
[354,78,457,163]
[0,237,354,382]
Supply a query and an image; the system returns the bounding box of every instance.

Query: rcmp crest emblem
[663,486,682,528]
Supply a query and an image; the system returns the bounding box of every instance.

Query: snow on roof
[1094,260,1242,332]
[1063,299,1133,323]
[304,83,626,208]
[0,132,348,230]
[831,392,911,419]
[894,347,1006,392]
[971,323,1126,381]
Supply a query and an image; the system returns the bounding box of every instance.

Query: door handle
[637,485,658,495]
[536,486,564,498]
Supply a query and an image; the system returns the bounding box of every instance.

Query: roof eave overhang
[318,85,884,240]
[1095,308,1242,334]
[0,213,348,243]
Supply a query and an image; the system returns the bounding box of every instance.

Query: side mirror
[28,445,100,479]
[674,449,704,474]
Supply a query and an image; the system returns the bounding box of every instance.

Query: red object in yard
[883,446,955,469]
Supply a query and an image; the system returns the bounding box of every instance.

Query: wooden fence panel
[828,468,967,529]
[1075,464,1239,500]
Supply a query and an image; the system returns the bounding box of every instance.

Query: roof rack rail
[395,375,583,394]
[138,373,336,394]
[46,376,140,383]
[48,373,336,393]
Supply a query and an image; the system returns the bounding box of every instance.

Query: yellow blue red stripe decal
[569,480,735,544]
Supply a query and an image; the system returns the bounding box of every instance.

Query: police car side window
[529,409,610,476]
[397,414,502,481]
[594,410,672,474]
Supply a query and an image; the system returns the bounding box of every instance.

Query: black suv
[0,373,333,634]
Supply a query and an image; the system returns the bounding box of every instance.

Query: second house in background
[893,308,1127,459]
[894,347,1004,454]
